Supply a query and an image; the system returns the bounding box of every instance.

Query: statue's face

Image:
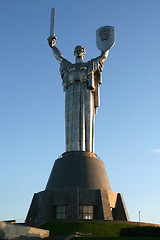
[74,46,86,58]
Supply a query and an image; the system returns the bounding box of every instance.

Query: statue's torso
[65,62,94,152]
[65,62,88,84]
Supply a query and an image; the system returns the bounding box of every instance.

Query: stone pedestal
[25,151,129,226]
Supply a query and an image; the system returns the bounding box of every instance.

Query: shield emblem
[96,26,115,51]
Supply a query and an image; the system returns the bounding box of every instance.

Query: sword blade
[50,8,55,36]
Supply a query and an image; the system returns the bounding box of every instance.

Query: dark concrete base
[25,188,129,226]
[46,151,112,191]
[25,151,129,226]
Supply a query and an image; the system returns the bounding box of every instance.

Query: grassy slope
[40,221,135,237]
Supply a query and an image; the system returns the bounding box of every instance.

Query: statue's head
[74,45,86,59]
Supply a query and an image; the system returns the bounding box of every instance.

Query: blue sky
[0,0,160,224]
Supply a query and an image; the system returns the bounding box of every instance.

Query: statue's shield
[96,26,115,51]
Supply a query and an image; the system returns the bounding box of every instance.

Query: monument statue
[25,9,130,226]
[47,9,115,153]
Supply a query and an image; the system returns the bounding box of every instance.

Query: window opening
[56,205,67,219]
[79,205,94,219]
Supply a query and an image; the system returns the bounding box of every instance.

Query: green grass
[40,221,136,237]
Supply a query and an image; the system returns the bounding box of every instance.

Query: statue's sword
[50,8,55,37]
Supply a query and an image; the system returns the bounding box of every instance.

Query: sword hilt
[48,36,57,41]
[47,36,57,48]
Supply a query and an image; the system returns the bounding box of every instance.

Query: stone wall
[0,221,49,240]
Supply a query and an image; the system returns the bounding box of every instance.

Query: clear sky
[0,0,160,224]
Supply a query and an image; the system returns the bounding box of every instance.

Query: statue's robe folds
[60,57,104,152]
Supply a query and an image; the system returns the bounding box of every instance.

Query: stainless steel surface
[96,26,115,51]
[48,25,115,152]
[50,8,55,37]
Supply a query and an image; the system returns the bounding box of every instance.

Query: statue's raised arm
[87,25,115,89]
[47,36,64,64]
[96,50,109,63]
[47,8,64,64]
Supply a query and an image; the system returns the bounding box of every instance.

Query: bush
[120,226,160,237]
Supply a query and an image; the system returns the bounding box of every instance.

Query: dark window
[79,205,94,219]
[56,205,67,219]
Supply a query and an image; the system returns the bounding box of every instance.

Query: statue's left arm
[88,50,109,86]
[88,50,109,78]
[87,50,109,113]
[96,50,109,63]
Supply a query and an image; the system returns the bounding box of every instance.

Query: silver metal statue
[48,9,115,153]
